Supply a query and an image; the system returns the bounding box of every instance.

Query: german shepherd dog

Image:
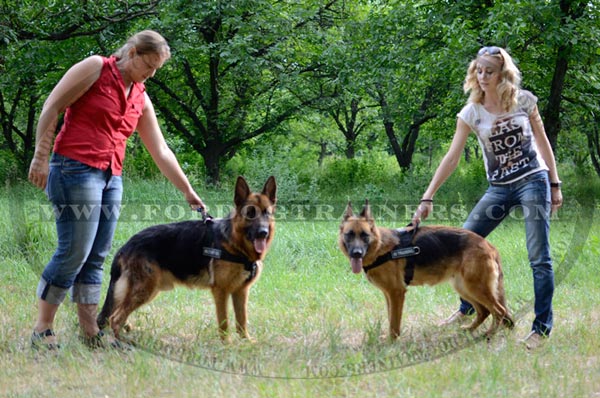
[97,176,276,342]
[339,201,513,340]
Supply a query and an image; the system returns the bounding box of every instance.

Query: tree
[0,0,159,178]
[146,0,341,183]
[2,0,599,183]
[334,0,469,171]
[478,0,600,174]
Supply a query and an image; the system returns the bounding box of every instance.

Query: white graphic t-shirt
[457,90,548,184]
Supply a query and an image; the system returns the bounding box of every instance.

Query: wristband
[550,182,562,188]
[420,199,433,202]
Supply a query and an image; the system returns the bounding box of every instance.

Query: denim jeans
[37,154,122,305]
[459,170,554,336]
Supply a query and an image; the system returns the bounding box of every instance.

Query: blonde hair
[463,47,521,113]
[113,30,171,61]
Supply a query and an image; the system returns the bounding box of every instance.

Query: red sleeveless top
[53,56,146,175]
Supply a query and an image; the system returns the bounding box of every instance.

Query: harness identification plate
[203,247,222,259]
[390,246,420,259]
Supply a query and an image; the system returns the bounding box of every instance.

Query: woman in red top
[28,30,205,349]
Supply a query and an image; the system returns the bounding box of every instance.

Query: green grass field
[1,180,599,398]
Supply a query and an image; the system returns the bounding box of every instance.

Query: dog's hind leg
[109,286,157,338]
[454,283,492,331]
[495,264,515,329]
[461,302,489,332]
[109,267,161,338]
[97,256,123,329]
[486,300,514,334]
[502,312,515,329]
[97,282,115,330]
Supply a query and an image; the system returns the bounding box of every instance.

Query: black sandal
[31,329,60,351]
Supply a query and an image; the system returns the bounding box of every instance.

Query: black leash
[197,206,213,224]
[363,223,420,286]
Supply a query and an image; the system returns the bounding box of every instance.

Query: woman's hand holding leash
[184,190,205,212]
[412,199,433,225]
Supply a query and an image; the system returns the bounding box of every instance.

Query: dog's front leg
[232,287,252,341]
[385,289,406,340]
[211,287,230,342]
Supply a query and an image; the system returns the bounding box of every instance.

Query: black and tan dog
[339,200,513,340]
[97,176,276,342]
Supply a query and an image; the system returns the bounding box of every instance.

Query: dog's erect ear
[343,201,354,220]
[359,199,372,220]
[234,176,251,208]
[262,176,277,205]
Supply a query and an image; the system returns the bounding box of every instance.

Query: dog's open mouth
[350,257,363,274]
[254,238,267,254]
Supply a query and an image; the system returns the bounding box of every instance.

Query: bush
[316,152,403,200]
[0,150,22,184]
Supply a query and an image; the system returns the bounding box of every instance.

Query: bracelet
[550,182,562,188]
[420,199,433,202]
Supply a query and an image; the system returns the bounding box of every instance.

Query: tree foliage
[1,0,599,184]
[0,0,159,178]
[143,0,344,183]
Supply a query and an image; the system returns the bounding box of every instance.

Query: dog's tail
[97,254,123,329]
[494,250,515,329]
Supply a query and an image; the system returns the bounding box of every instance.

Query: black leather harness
[199,213,258,282]
[362,224,421,286]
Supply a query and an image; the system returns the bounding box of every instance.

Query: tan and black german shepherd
[97,176,276,342]
[339,200,513,340]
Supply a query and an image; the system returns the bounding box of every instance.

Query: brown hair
[113,30,171,61]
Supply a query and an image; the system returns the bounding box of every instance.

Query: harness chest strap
[201,221,258,282]
[362,227,420,286]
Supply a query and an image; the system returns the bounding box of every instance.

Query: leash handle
[196,207,213,223]
[406,221,420,240]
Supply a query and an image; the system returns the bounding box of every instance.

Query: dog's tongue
[254,238,267,254]
[350,257,363,274]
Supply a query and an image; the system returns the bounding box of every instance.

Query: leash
[363,222,420,286]
[196,208,258,282]
[196,206,213,224]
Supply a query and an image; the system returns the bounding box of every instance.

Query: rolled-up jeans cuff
[37,278,68,305]
[71,283,102,304]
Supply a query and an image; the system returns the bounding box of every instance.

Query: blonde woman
[413,46,563,350]
[28,30,205,349]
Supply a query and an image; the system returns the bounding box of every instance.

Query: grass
[1,179,599,398]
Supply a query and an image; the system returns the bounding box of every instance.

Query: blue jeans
[37,154,122,305]
[459,171,554,336]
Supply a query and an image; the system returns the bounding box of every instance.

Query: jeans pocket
[61,158,94,174]
[522,171,548,185]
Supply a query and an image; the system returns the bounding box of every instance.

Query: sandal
[31,329,60,351]
[81,330,130,350]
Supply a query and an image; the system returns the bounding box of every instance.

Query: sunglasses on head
[477,46,502,56]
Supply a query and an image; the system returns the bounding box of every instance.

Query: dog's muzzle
[250,226,270,254]
[348,246,365,274]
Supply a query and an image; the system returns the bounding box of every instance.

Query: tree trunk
[542,44,569,150]
[542,0,588,150]
[586,114,600,178]
[202,149,222,185]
